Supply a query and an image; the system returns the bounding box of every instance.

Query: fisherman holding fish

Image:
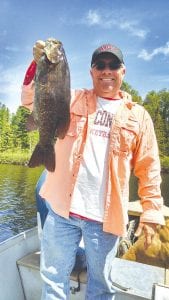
[21,39,165,299]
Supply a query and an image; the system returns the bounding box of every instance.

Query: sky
[0,0,169,112]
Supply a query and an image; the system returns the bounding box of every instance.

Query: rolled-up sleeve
[21,81,35,111]
[21,60,37,111]
[133,109,165,225]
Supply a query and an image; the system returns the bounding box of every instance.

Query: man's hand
[135,222,158,249]
[33,40,45,63]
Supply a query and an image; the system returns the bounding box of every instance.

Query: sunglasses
[92,60,122,71]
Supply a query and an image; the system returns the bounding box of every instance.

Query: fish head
[44,38,65,64]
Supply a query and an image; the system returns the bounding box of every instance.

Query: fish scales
[28,38,71,172]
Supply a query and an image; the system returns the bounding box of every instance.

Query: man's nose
[102,67,113,73]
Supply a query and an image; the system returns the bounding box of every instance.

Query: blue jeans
[36,171,87,275]
[35,170,48,228]
[40,207,119,299]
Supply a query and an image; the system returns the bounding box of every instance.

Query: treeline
[122,83,169,158]
[0,82,169,170]
[122,83,169,172]
[0,103,38,164]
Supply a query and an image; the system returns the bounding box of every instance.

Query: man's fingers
[35,40,45,48]
[33,40,45,63]
[134,222,158,249]
[140,222,157,249]
[144,232,153,249]
[134,223,143,237]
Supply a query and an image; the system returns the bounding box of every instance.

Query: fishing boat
[0,201,169,300]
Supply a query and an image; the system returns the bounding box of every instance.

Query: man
[21,42,165,299]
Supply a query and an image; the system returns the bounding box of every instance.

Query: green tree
[143,91,166,155]
[158,89,169,156]
[11,107,30,150]
[122,81,143,104]
[0,103,13,151]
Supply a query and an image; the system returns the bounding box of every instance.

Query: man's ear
[122,65,126,75]
[121,65,126,79]
[90,68,94,79]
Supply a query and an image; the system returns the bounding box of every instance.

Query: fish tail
[28,144,55,172]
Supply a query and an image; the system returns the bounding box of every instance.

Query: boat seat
[17,250,169,300]
[17,251,87,284]
[17,251,87,300]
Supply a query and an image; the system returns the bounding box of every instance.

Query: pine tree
[11,106,30,150]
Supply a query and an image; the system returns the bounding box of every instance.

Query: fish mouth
[44,39,64,63]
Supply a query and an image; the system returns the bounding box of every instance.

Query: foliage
[0,104,12,151]
[0,104,39,163]
[11,106,30,149]
[122,81,143,104]
[0,150,30,165]
[160,156,169,173]
[143,89,169,156]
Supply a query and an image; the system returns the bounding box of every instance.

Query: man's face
[90,53,126,98]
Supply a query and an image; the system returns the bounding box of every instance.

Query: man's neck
[101,96,121,101]
[96,90,123,100]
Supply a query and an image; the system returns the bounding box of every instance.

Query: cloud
[138,42,169,60]
[119,21,147,39]
[83,9,148,39]
[86,10,101,25]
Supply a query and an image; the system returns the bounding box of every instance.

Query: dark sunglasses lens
[95,61,105,70]
[109,62,121,70]
[94,61,121,70]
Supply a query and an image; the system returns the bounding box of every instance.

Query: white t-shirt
[70,97,122,222]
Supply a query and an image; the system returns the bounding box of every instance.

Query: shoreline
[0,160,169,174]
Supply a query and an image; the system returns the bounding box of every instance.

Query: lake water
[0,164,43,242]
[0,164,169,243]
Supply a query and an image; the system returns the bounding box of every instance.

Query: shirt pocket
[110,119,139,156]
[66,114,86,137]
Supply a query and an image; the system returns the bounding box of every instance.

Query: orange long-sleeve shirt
[21,81,165,237]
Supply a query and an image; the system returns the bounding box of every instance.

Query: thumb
[35,40,45,49]
[134,223,144,237]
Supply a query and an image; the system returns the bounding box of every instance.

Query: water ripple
[0,164,43,242]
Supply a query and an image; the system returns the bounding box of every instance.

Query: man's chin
[98,92,114,98]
